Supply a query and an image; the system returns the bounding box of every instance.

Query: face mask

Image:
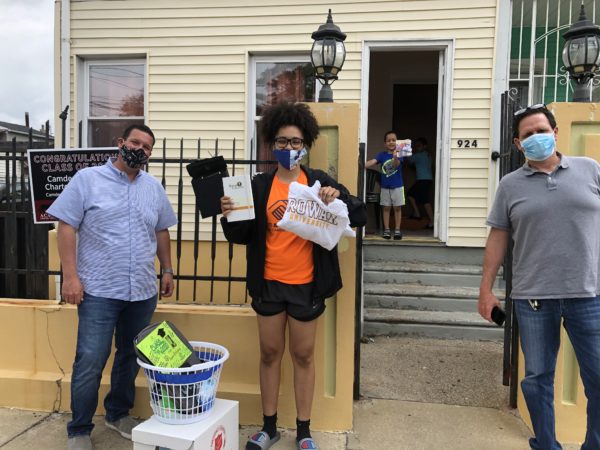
[520,133,555,161]
[119,144,149,169]
[273,148,307,170]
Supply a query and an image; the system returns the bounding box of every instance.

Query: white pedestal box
[132,398,239,450]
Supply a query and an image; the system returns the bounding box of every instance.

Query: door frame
[360,40,454,243]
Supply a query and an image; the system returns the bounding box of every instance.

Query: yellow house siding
[66,0,498,245]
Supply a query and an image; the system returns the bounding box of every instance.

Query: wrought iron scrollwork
[507,87,520,103]
[558,66,571,86]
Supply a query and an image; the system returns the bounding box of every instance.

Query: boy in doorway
[407,137,434,229]
[366,130,406,240]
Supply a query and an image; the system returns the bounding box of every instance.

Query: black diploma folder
[186,156,229,218]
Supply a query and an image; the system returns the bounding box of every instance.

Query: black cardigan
[220,166,366,301]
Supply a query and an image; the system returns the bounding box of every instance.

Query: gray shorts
[380,186,405,207]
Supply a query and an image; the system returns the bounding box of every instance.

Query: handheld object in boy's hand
[396,139,412,157]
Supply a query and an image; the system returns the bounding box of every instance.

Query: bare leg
[257,312,287,415]
[382,206,391,230]
[288,316,319,421]
[424,203,434,226]
[393,206,402,231]
[408,196,421,218]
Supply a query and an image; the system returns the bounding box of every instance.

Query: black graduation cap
[186,156,229,218]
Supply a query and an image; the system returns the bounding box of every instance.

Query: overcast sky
[0,0,54,132]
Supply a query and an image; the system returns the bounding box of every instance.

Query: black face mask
[119,144,149,169]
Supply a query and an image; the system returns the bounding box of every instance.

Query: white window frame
[80,58,146,147]
[247,54,319,162]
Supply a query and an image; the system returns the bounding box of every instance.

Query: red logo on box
[211,425,226,450]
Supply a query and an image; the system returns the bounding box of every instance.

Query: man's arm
[56,221,84,305]
[156,229,174,297]
[478,227,509,321]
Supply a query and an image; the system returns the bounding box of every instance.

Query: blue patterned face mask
[520,133,555,161]
[273,148,307,170]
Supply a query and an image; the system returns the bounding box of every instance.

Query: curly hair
[259,102,320,148]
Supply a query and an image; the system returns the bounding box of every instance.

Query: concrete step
[365,261,483,275]
[364,270,483,288]
[363,308,504,341]
[364,294,477,312]
[364,282,505,300]
[363,242,484,265]
[363,261,504,289]
[361,245,504,340]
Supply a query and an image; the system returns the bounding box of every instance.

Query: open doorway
[392,82,437,235]
[362,44,451,242]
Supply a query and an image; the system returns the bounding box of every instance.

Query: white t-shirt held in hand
[277,180,355,251]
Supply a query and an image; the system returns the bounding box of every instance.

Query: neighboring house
[0,120,54,196]
[53,0,596,247]
[0,120,54,145]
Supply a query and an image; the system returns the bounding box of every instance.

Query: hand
[319,186,340,205]
[478,290,500,322]
[220,195,234,217]
[161,273,174,297]
[62,275,84,305]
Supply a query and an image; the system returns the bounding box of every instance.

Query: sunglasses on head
[514,103,547,118]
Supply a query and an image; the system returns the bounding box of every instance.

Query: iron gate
[0,136,54,299]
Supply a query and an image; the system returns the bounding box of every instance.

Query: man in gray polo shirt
[478,104,600,450]
[48,124,177,450]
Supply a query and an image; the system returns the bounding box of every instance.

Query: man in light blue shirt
[48,124,177,450]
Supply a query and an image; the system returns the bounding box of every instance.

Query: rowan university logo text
[286,198,339,229]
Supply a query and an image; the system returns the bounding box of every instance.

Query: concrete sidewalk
[0,337,582,450]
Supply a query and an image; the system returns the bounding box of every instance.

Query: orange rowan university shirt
[264,172,314,284]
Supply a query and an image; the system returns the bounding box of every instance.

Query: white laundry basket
[138,341,229,424]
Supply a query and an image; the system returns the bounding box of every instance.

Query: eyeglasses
[274,136,304,150]
[514,103,547,118]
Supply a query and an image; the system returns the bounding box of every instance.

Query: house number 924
[456,139,478,148]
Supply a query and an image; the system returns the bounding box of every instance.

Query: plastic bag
[277,180,355,251]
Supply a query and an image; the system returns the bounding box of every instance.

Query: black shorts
[251,279,325,322]
[407,180,432,204]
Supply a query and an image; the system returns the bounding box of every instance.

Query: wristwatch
[162,268,174,275]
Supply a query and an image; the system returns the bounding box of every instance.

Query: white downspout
[60,0,70,147]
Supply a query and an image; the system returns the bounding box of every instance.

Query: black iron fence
[0,133,54,299]
[0,137,365,308]
[491,90,525,408]
[146,138,278,305]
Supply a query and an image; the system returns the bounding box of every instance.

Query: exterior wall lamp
[310,9,347,103]
[561,3,600,102]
